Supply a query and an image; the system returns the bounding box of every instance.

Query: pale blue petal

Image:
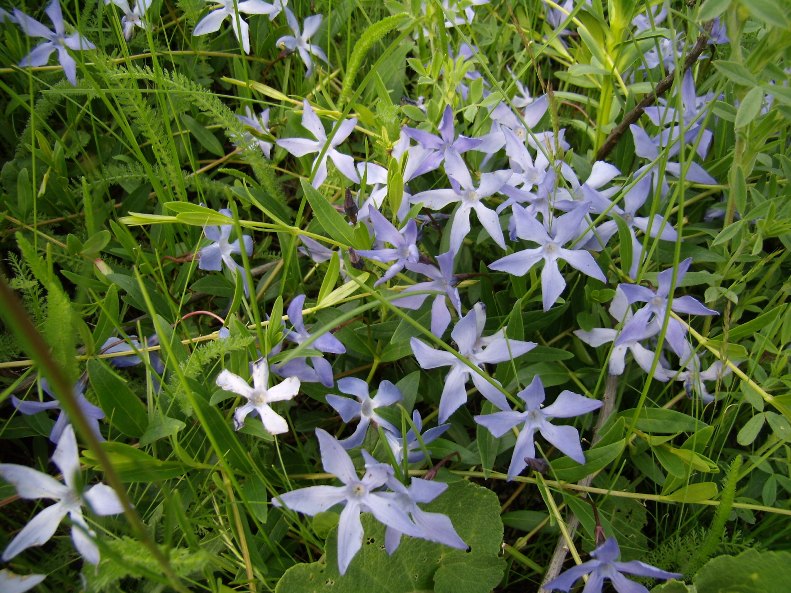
[273,484,347,514]
[316,428,357,482]
[337,503,363,574]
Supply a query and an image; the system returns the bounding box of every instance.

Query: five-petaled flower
[272,429,420,574]
[474,375,601,480]
[14,0,95,86]
[326,377,403,449]
[193,0,275,54]
[544,536,681,593]
[410,302,536,422]
[198,208,254,295]
[216,360,300,434]
[277,9,328,77]
[0,425,123,564]
[276,100,359,188]
[106,0,152,40]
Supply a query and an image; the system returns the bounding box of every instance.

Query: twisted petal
[541,258,566,310]
[543,391,602,418]
[70,512,100,565]
[13,11,53,38]
[256,405,289,434]
[474,410,523,438]
[507,425,537,480]
[489,248,544,277]
[52,424,80,489]
[0,570,46,593]
[559,248,607,282]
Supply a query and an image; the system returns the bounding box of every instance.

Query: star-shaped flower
[216,360,300,434]
[381,410,450,464]
[192,0,274,54]
[410,303,536,422]
[474,375,601,480]
[326,378,403,449]
[14,0,95,86]
[616,258,718,358]
[105,0,152,40]
[403,105,482,182]
[272,429,419,574]
[277,100,359,188]
[396,250,462,337]
[544,537,681,593]
[236,106,273,158]
[0,425,123,564]
[410,169,511,253]
[198,207,254,295]
[355,209,420,286]
[489,208,607,311]
[275,294,346,387]
[277,9,328,77]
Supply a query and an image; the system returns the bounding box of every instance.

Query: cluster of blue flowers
[1,0,734,589]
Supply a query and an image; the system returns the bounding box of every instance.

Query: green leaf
[713,61,757,86]
[735,87,765,128]
[477,401,500,476]
[317,252,341,305]
[765,411,791,442]
[699,0,732,21]
[164,202,238,226]
[81,442,187,482]
[736,412,766,445]
[139,414,186,446]
[387,155,406,217]
[92,284,119,347]
[614,214,633,277]
[45,287,76,385]
[81,230,111,258]
[88,359,147,438]
[301,179,359,248]
[743,0,791,28]
[694,549,791,593]
[181,113,225,157]
[275,480,505,593]
[625,407,707,433]
[664,482,718,503]
[551,439,626,482]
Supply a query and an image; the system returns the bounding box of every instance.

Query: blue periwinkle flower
[544,537,681,593]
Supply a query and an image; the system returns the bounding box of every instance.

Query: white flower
[193,0,275,54]
[0,425,123,564]
[216,360,300,434]
[276,9,328,77]
[105,0,152,40]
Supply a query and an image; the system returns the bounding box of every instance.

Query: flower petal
[216,370,254,399]
[2,502,68,561]
[84,483,123,516]
[272,484,347,515]
[0,464,67,500]
[336,503,363,575]
[316,428,357,483]
[193,9,227,36]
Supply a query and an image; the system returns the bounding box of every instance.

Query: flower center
[250,389,269,407]
[463,189,479,204]
[650,295,665,309]
[544,242,559,256]
[348,481,368,499]
[361,399,374,418]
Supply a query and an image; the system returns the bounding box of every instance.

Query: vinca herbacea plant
[0,0,789,591]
